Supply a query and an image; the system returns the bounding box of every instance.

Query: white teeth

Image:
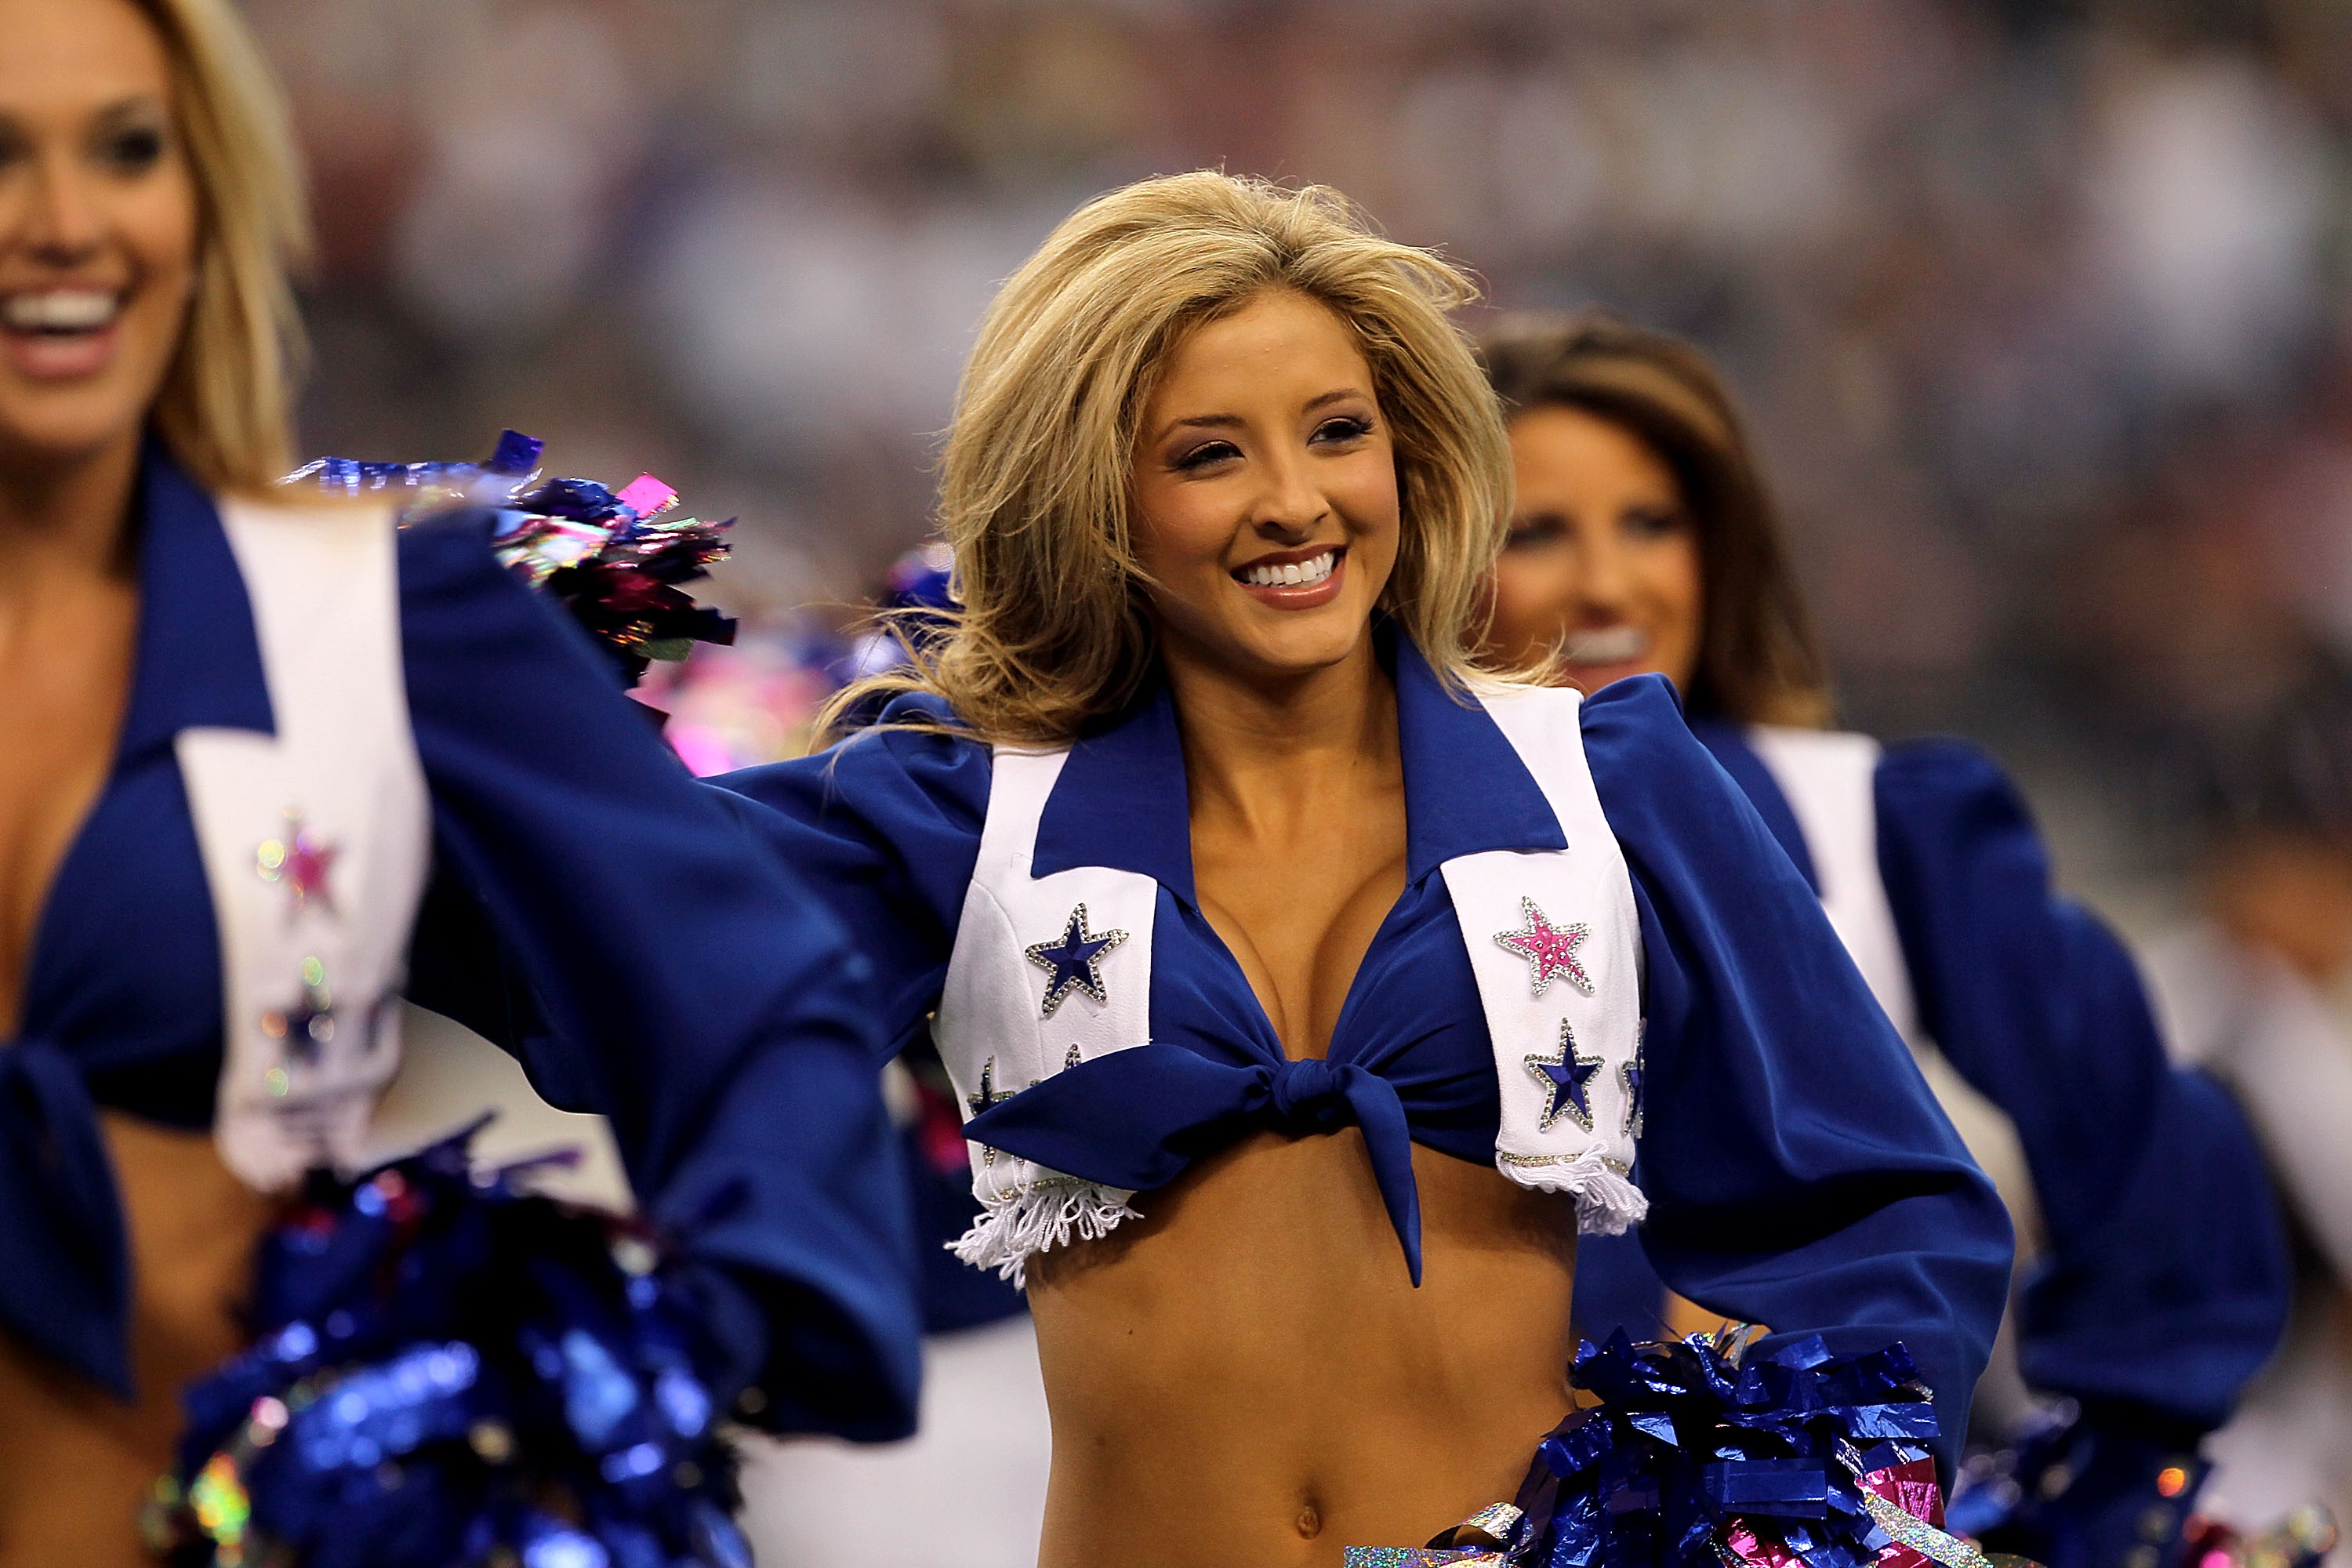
[1,290,119,332]
[1561,626,1648,664]
[1242,550,1336,589]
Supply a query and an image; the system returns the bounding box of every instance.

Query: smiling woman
[0,2,924,1563]
[718,172,2013,1567]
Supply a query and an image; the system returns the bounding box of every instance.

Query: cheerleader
[707,173,2012,1566]
[0,2,918,1563]
[1474,310,2292,1568]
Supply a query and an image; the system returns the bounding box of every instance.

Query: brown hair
[134,0,312,492]
[1479,310,1830,728]
[821,172,1514,747]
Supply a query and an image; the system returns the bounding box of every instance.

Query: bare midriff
[0,1112,272,1568]
[1027,1126,1581,1568]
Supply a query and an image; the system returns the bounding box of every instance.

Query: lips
[1232,544,1348,611]
[1,286,129,381]
[1239,549,1336,588]
[1560,625,1648,665]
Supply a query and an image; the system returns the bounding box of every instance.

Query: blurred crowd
[249,0,2352,856]
[248,0,2352,1544]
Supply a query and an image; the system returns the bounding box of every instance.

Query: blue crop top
[1,447,921,1438]
[715,636,2015,1468]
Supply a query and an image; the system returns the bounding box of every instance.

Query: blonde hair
[826,172,1513,746]
[136,0,312,492]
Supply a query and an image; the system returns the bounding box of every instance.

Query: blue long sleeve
[396,512,923,1439]
[1874,741,2289,1428]
[712,693,989,1062]
[1582,678,2013,1475]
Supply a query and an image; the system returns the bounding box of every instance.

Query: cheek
[1131,484,1227,580]
[1654,538,1706,649]
[131,165,202,306]
[1344,453,1402,539]
[1483,551,1576,662]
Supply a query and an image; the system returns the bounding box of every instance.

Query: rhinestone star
[1620,1021,1646,1139]
[965,1056,1011,1118]
[256,811,338,918]
[966,1056,1017,1166]
[1525,1020,1602,1134]
[261,957,336,1063]
[1025,904,1130,1018]
[1494,897,1592,996]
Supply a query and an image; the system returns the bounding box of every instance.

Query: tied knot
[1268,1057,1352,1132]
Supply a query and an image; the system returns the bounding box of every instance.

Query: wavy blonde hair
[136,0,312,492]
[826,172,1513,746]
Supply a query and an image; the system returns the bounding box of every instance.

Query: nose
[1245,446,1329,543]
[1569,524,1635,616]
[11,147,106,266]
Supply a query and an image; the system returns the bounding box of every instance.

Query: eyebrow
[1152,387,1370,444]
[91,96,169,127]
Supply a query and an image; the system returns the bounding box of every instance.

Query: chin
[0,387,156,470]
[1228,607,1374,677]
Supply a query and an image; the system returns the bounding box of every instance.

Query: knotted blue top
[0,447,921,1440]
[717,633,2016,1470]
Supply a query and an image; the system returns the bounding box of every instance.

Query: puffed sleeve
[1582,677,2013,1477]
[394,510,923,1441]
[707,691,990,1061]
[1875,741,2289,1430]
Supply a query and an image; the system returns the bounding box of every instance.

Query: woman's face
[1130,288,1399,686]
[1484,405,1703,697]
[0,0,198,473]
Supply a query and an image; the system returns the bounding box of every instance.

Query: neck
[1162,627,1399,835]
[0,431,143,595]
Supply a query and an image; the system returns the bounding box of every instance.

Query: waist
[1025,1131,1579,1567]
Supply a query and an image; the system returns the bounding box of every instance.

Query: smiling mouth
[1560,626,1648,664]
[1236,548,1339,589]
[2,289,124,335]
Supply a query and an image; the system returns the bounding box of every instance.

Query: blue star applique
[1025,903,1129,1018]
[260,957,336,1063]
[1620,1022,1646,1139]
[1525,1019,1602,1134]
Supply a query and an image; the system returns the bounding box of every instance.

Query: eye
[96,123,167,175]
[1173,439,1241,473]
[1621,504,1689,541]
[1504,514,1567,551]
[1310,415,1374,446]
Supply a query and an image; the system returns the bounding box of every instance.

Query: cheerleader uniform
[0,445,921,1565]
[712,626,2014,1480]
[1573,721,2292,1561]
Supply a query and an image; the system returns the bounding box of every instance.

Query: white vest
[175,498,431,1192]
[1745,726,2036,1236]
[934,682,1648,1283]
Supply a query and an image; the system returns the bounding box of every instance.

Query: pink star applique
[1494,897,1592,996]
[256,813,338,918]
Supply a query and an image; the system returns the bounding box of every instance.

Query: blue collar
[116,441,274,760]
[1033,630,1566,902]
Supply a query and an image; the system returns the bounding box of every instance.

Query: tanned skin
[0,4,270,1563]
[1025,289,1584,1566]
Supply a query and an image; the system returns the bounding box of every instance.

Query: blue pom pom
[146,1124,749,1568]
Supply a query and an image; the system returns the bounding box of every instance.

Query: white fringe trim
[949,1179,1142,1288]
[1497,1145,1649,1236]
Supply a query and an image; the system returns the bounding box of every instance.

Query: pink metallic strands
[1494,896,1593,996]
